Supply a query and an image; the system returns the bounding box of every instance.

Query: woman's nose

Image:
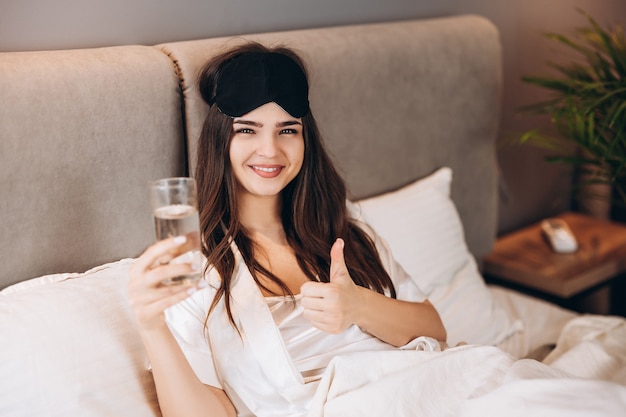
[256,133,279,157]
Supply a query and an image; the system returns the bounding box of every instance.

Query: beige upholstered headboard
[0,14,501,289]
[0,47,186,289]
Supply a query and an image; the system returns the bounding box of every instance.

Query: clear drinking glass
[150,177,202,285]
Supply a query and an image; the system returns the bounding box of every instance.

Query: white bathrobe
[165,223,428,417]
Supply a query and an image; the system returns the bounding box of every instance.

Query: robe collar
[207,241,317,412]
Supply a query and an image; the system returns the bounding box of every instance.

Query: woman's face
[229,102,305,200]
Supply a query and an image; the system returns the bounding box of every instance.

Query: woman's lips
[250,165,283,178]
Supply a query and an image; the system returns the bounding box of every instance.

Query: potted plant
[517,9,626,220]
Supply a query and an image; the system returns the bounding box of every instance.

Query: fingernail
[187,287,197,296]
[197,280,209,288]
[336,238,344,249]
[173,235,187,245]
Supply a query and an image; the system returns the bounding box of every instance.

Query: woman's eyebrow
[233,119,262,127]
[277,120,302,127]
[233,120,302,128]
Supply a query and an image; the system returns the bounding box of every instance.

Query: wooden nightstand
[484,212,626,315]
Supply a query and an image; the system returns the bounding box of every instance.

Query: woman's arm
[128,236,236,417]
[348,289,445,346]
[139,324,236,417]
[300,238,446,346]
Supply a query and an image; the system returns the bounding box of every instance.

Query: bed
[1,14,625,417]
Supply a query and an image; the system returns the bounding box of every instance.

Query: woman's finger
[130,262,197,299]
[300,281,330,298]
[300,293,328,311]
[133,283,201,322]
[329,238,346,280]
[133,235,189,274]
[302,308,330,325]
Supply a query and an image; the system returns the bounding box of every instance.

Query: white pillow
[428,256,523,346]
[354,167,522,346]
[353,167,466,295]
[0,259,160,417]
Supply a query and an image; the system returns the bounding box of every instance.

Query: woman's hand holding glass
[128,235,206,332]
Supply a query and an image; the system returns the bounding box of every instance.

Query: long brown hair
[196,41,396,327]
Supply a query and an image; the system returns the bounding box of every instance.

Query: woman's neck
[238,193,284,241]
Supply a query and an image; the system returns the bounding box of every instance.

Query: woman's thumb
[329,238,347,281]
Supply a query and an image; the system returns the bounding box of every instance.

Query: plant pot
[575,156,612,220]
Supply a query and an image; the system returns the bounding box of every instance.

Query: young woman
[128,42,446,417]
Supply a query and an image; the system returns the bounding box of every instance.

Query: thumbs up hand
[300,238,365,334]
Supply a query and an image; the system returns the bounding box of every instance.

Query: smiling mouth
[250,165,283,177]
[252,166,280,173]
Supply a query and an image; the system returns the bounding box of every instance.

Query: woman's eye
[235,128,254,134]
[280,128,299,135]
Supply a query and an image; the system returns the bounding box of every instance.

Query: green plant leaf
[516,8,626,208]
[610,101,626,126]
[548,62,595,82]
[581,10,626,76]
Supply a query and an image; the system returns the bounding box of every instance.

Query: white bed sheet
[489,284,579,358]
[307,307,626,417]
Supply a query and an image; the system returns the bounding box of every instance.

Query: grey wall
[2,0,625,234]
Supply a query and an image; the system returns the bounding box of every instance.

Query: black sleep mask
[209,52,310,118]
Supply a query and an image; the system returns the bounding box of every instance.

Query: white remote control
[541,218,578,253]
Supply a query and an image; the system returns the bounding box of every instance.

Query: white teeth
[253,166,279,172]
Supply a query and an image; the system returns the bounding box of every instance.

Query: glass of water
[150,177,202,285]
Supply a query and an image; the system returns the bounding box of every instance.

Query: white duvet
[307,315,626,417]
